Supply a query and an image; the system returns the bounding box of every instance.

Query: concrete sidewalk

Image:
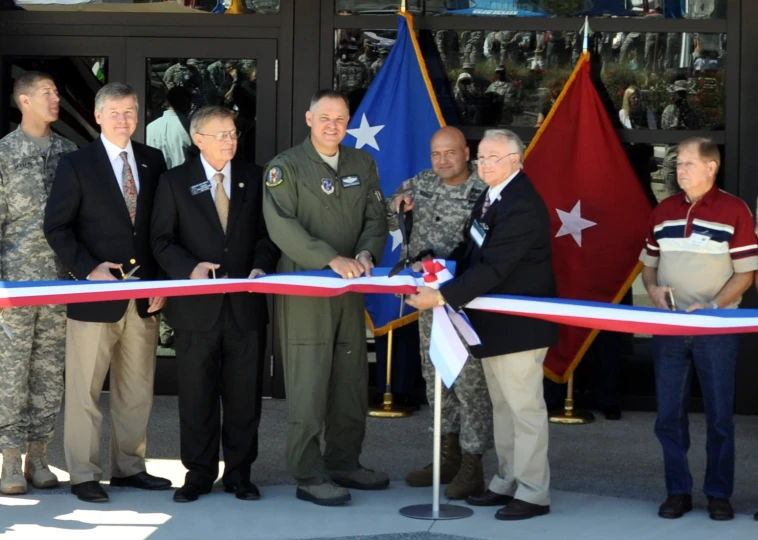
[1,484,756,540]
[1,396,757,539]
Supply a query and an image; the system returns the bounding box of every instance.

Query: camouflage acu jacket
[0,128,77,281]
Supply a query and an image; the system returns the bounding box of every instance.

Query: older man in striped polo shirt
[641,138,758,522]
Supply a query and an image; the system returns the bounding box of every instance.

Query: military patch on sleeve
[402,179,412,191]
[468,187,484,204]
[266,166,284,188]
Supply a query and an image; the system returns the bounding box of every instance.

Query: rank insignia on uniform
[190,180,213,196]
[374,190,382,202]
[266,167,283,188]
[340,175,360,188]
[321,178,335,195]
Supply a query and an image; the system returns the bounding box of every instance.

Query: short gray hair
[481,129,525,161]
[94,82,139,112]
[190,105,234,137]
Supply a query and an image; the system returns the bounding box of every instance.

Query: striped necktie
[119,151,137,224]
[214,172,229,233]
[481,192,492,218]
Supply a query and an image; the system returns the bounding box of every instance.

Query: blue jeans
[652,334,738,498]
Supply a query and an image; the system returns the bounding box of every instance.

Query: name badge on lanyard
[470,220,487,248]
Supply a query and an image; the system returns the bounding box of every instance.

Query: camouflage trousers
[418,310,493,454]
[0,305,66,449]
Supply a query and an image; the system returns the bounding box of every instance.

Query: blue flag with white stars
[345,11,444,335]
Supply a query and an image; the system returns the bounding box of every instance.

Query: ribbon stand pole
[399,370,472,520]
[548,374,594,424]
[368,326,411,418]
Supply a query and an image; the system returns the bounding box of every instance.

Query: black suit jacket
[44,137,167,322]
[151,156,279,332]
[442,171,559,358]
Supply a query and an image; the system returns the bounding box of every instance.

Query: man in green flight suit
[262,89,389,506]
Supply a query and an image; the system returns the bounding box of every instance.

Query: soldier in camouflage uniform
[370,48,390,81]
[0,72,77,495]
[461,30,485,67]
[335,41,368,94]
[435,29,459,71]
[485,65,519,126]
[387,126,492,500]
[162,59,203,90]
[206,61,232,106]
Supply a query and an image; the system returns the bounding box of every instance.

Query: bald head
[430,126,470,185]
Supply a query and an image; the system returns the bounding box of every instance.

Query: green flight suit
[262,137,388,485]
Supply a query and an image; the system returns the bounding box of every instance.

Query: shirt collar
[200,154,232,183]
[100,134,134,162]
[681,184,719,207]
[487,169,521,201]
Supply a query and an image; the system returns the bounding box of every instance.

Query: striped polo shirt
[640,186,758,310]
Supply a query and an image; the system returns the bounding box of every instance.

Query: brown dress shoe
[658,494,692,519]
[466,489,512,507]
[495,499,550,521]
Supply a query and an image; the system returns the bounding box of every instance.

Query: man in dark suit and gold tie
[151,105,279,503]
[44,82,171,503]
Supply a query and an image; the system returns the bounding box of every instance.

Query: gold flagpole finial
[400,0,407,13]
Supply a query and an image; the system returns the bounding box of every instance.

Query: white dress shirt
[200,154,232,202]
[101,134,140,193]
[486,168,520,203]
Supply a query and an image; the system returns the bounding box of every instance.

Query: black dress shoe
[707,497,734,521]
[224,480,261,501]
[466,489,513,507]
[495,499,550,521]
[603,406,622,420]
[173,484,211,503]
[110,472,172,491]
[658,494,692,519]
[71,481,109,503]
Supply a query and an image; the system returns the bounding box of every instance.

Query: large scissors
[120,265,141,280]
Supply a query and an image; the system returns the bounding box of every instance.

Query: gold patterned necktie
[214,172,229,233]
[119,151,137,224]
[481,191,492,218]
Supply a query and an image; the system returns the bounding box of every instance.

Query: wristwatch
[436,290,446,306]
[711,301,719,309]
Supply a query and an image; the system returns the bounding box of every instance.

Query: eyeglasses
[472,153,518,166]
[198,130,240,142]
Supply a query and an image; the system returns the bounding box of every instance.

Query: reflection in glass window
[147,58,258,165]
[336,29,725,131]
[335,0,725,18]
[4,57,106,147]
[13,0,279,15]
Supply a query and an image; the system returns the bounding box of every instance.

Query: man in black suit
[408,129,558,521]
[151,105,279,503]
[44,82,171,503]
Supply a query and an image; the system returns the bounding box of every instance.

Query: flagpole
[548,374,595,425]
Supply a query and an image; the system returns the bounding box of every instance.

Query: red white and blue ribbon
[3,262,758,385]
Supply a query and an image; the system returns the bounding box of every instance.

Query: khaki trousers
[64,300,159,485]
[481,347,551,506]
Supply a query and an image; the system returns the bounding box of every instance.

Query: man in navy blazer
[408,129,558,521]
[44,82,171,503]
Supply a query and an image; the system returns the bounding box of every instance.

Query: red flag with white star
[523,52,652,382]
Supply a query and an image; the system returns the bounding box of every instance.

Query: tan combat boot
[24,441,59,489]
[1,448,28,495]
[444,451,484,500]
[405,433,462,487]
